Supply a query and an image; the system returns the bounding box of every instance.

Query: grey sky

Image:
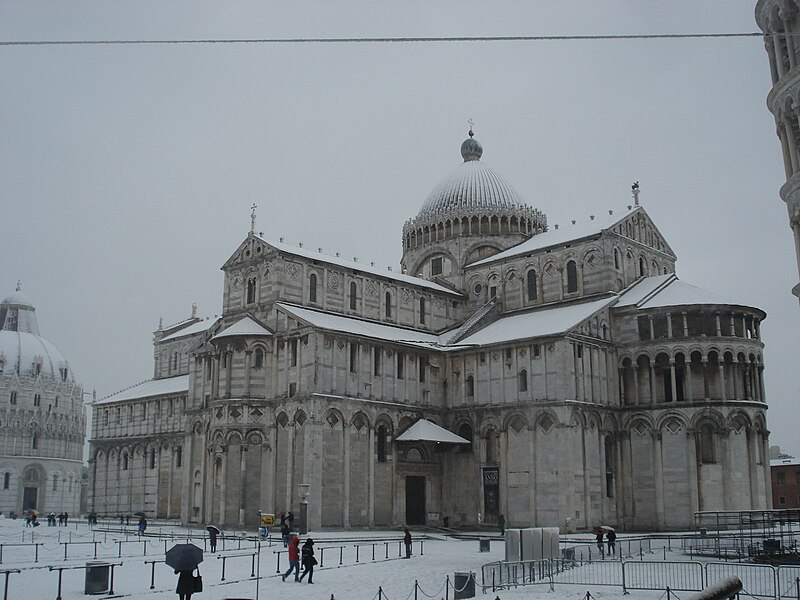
[2,1,798,456]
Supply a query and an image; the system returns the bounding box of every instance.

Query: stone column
[618,366,626,405]
[619,432,633,530]
[285,424,295,512]
[780,127,795,180]
[717,362,726,401]
[762,434,773,507]
[669,361,678,402]
[715,314,721,337]
[633,365,640,405]
[368,426,375,528]
[783,18,797,69]
[581,423,590,529]
[775,34,786,79]
[343,423,351,529]
[225,351,233,398]
[204,448,214,524]
[666,313,673,338]
[653,431,665,529]
[648,363,656,404]
[219,447,228,525]
[238,444,248,526]
[244,351,252,397]
[732,360,740,400]
[686,360,694,401]
[702,358,710,399]
[784,120,799,173]
[687,430,700,514]
[766,38,780,84]
[682,312,688,337]
[747,429,759,509]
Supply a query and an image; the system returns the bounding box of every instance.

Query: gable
[608,209,676,258]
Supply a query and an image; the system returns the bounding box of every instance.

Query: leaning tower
[756,0,800,303]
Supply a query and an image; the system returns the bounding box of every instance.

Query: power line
[0,32,768,47]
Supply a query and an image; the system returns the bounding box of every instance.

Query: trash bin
[85,562,110,595]
[479,538,490,552]
[453,571,476,599]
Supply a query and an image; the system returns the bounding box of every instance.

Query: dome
[417,134,526,218]
[0,287,74,382]
[0,330,73,382]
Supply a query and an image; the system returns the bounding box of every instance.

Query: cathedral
[88,132,770,532]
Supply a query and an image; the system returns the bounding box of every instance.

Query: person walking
[282,536,301,582]
[175,569,194,600]
[281,522,291,547]
[298,538,316,584]
[138,516,147,536]
[209,528,218,553]
[63,512,68,526]
[594,529,605,558]
[606,529,616,555]
[403,528,412,558]
[287,511,295,531]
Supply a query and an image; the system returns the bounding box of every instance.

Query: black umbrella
[206,525,222,535]
[134,512,146,517]
[165,544,204,571]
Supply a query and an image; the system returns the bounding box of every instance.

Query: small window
[777,472,786,485]
[466,375,474,397]
[614,249,620,270]
[518,369,528,392]
[779,496,787,506]
[290,339,298,367]
[309,274,317,303]
[149,449,156,469]
[377,426,388,462]
[289,382,297,397]
[419,297,426,325]
[349,282,358,310]
[479,352,486,364]
[52,475,58,491]
[254,348,264,369]
[60,367,68,381]
[141,404,147,420]
[176,447,182,468]
[2,473,8,490]
[54,396,59,407]
[576,344,583,359]
[699,425,716,464]
[385,292,393,319]
[123,454,129,471]
[103,410,109,426]
[350,343,358,373]
[9,392,16,405]
[457,423,473,453]
[116,408,121,424]
[533,344,541,358]
[373,347,381,376]
[419,356,427,383]
[505,348,512,362]
[566,260,578,293]
[639,258,646,277]
[397,352,405,379]
[246,277,257,304]
[796,470,800,484]
[490,286,497,299]
[33,394,41,407]
[431,257,443,276]
[527,270,537,301]
[605,436,615,498]
[32,434,38,450]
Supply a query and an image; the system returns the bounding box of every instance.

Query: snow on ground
[0,519,713,600]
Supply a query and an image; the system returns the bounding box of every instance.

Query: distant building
[771,457,800,508]
[0,286,86,515]
[756,0,800,303]
[89,133,770,531]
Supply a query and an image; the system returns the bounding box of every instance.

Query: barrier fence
[481,558,800,599]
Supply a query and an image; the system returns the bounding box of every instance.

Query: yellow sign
[259,513,275,526]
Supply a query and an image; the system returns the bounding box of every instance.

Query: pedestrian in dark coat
[287,511,295,530]
[594,530,605,557]
[175,569,194,600]
[498,514,505,534]
[403,528,412,558]
[209,528,218,553]
[282,536,301,582]
[281,522,291,547]
[606,530,616,555]
[298,538,316,583]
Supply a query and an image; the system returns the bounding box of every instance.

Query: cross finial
[15,280,21,292]
[468,118,475,137]
[250,203,258,233]
[631,181,640,206]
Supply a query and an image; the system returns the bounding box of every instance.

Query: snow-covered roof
[616,274,756,312]
[396,419,470,444]
[160,318,216,342]
[256,236,462,297]
[211,316,272,341]
[771,458,800,467]
[469,209,631,267]
[277,303,447,349]
[97,375,188,405]
[456,296,616,347]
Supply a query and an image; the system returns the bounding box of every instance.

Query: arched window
[349,282,358,310]
[699,424,716,464]
[246,277,257,304]
[3,472,9,490]
[149,448,156,469]
[566,260,578,293]
[385,292,392,319]
[604,436,615,497]
[32,433,38,450]
[518,369,528,392]
[639,258,646,277]
[458,423,473,453]
[52,474,58,491]
[466,375,474,398]
[377,426,388,462]
[526,270,537,301]
[486,429,499,463]
[309,274,317,303]
[253,348,264,369]
[122,454,129,471]
[614,249,620,270]
[419,297,426,324]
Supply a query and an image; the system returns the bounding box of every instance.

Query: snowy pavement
[0,519,712,600]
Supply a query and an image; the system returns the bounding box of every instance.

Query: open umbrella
[206,525,222,535]
[134,511,146,517]
[166,543,204,571]
[600,525,615,532]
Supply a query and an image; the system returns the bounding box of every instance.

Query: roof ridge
[634,273,678,308]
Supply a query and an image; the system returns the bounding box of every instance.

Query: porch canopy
[395,419,470,444]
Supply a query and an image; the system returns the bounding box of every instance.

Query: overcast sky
[2,1,798,456]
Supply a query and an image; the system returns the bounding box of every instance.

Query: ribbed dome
[0,288,74,382]
[417,135,526,218]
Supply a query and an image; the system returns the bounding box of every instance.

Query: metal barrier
[776,568,800,600]
[706,562,776,598]
[0,569,19,600]
[624,560,705,593]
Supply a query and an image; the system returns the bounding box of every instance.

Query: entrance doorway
[405,476,426,525]
[23,487,38,511]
